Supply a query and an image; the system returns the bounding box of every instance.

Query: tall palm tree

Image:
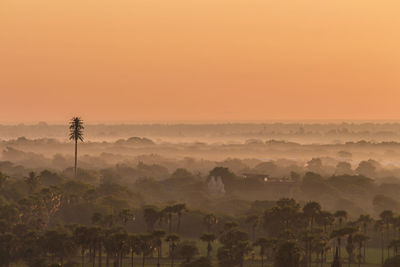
[152,230,166,267]
[138,233,154,267]
[172,204,187,233]
[200,233,216,259]
[353,233,369,267]
[69,117,84,178]
[203,214,217,233]
[165,234,180,267]
[128,234,140,267]
[380,210,394,258]
[334,210,348,228]
[303,201,321,230]
[143,206,160,232]
[388,239,400,256]
[253,237,269,267]
[73,226,90,267]
[356,214,373,262]
[374,219,385,265]
[315,211,334,233]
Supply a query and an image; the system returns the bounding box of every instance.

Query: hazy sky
[1,0,399,123]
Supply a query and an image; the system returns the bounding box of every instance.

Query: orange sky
[1,0,399,123]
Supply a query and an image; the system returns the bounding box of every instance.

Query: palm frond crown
[69,117,84,142]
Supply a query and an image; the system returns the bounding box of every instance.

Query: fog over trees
[2,122,400,266]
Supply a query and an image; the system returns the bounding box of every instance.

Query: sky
[1,0,399,123]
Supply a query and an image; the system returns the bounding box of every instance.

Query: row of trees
[3,195,400,267]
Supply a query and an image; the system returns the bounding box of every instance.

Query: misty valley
[1,122,400,267]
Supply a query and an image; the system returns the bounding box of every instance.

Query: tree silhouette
[143,206,159,232]
[203,214,217,233]
[152,230,166,267]
[177,241,199,263]
[173,203,187,233]
[138,233,154,267]
[353,233,369,267]
[380,210,394,258]
[334,210,348,227]
[200,233,216,259]
[165,234,180,267]
[303,201,321,229]
[74,226,90,267]
[274,240,301,267]
[69,117,84,178]
[254,237,269,267]
[375,219,385,265]
[356,214,373,262]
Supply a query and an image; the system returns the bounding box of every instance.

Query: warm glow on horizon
[1,0,399,123]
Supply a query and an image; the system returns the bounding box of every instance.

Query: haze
[1,0,399,123]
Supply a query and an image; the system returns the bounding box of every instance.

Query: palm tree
[203,214,217,233]
[254,237,269,267]
[177,241,198,263]
[118,209,135,228]
[357,214,373,234]
[162,206,176,233]
[303,201,321,229]
[374,219,385,265]
[152,230,166,267]
[334,210,348,227]
[301,230,315,267]
[315,211,334,233]
[128,234,140,267]
[86,227,103,267]
[388,239,400,256]
[69,117,84,178]
[380,210,394,258]
[74,226,89,267]
[138,233,154,267]
[330,227,356,259]
[143,206,160,232]
[200,233,216,259]
[353,233,369,267]
[357,214,373,262]
[165,234,180,267]
[173,203,187,233]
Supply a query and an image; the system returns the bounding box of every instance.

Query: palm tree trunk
[177,214,181,233]
[171,247,174,267]
[74,139,78,177]
[131,251,134,267]
[142,254,145,267]
[261,254,264,267]
[363,241,366,263]
[320,251,324,267]
[169,214,172,233]
[92,247,96,267]
[381,232,384,265]
[157,246,161,267]
[98,244,102,267]
[82,249,85,267]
